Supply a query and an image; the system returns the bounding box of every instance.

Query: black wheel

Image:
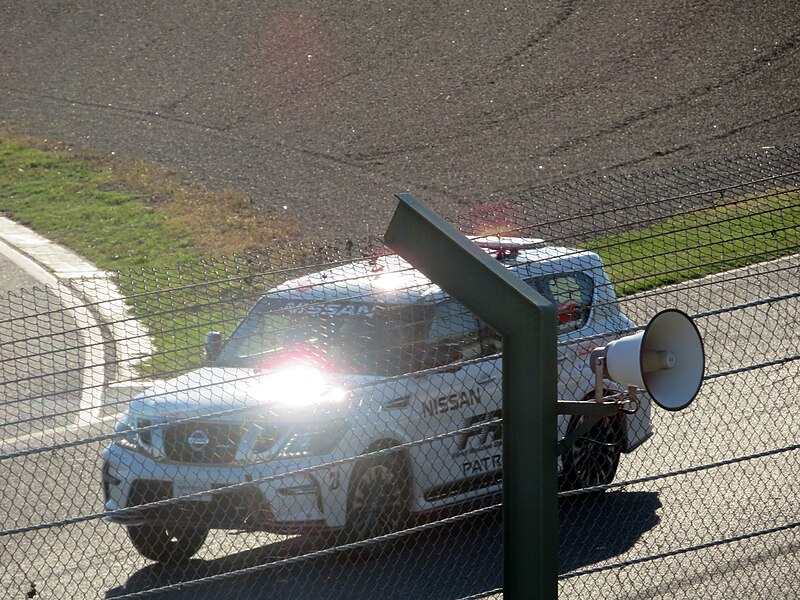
[345,448,410,544]
[126,524,208,563]
[561,415,623,494]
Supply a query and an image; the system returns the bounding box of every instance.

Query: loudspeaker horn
[593,309,705,411]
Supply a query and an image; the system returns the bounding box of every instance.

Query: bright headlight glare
[268,365,347,409]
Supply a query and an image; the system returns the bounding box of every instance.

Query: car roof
[264,238,604,307]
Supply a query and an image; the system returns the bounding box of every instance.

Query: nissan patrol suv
[101,237,652,562]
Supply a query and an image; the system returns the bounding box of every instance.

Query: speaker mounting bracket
[593,355,641,414]
[555,358,640,418]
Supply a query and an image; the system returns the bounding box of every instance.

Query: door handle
[477,375,497,386]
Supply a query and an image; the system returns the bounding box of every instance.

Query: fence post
[384,194,559,599]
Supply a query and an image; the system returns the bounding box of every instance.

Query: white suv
[101,237,652,562]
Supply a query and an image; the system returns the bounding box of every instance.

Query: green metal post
[384,194,559,599]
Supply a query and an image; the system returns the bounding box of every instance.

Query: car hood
[128,366,370,422]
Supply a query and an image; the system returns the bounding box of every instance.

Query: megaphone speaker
[602,309,705,411]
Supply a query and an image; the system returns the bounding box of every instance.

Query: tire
[126,524,208,563]
[561,415,623,495]
[345,448,410,545]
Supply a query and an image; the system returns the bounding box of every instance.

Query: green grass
[585,191,800,297]
[0,140,201,271]
[0,135,298,267]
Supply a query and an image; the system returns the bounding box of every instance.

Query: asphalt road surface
[1,1,799,240]
[0,257,796,599]
[0,257,35,297]
[0,241,85,444]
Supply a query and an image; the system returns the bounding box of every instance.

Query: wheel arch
[358,437,413,480]
[343,436,414,541]
[576,388,629,450]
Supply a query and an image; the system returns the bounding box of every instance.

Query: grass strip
[585,191,800,296]
[0,132,297,270]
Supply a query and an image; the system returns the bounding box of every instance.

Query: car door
[406,299,502,504]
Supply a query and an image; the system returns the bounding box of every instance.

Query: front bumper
[101,443,330,533]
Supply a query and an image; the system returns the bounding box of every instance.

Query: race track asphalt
[1,0,799,240]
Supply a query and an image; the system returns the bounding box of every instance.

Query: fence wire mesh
[1,147,798,599]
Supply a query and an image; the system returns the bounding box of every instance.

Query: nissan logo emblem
[187,429,210,451]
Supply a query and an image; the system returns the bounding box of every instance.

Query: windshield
[214,296,434,376]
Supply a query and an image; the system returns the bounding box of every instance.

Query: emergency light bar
[469,236,546,251]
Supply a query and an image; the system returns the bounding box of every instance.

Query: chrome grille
[163,422,244,464]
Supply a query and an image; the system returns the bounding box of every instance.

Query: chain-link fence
[1,147,798,599]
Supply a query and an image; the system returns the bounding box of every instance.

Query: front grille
[163,422,244,464]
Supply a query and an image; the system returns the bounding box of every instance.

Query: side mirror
[205,331,223,363]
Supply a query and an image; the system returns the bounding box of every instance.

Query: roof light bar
[469,236,546,251]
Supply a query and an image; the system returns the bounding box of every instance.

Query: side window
[529,273,594,334]
[373,304,435,376]
[427,300,484,363]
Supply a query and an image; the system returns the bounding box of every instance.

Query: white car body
[102,238,653,558]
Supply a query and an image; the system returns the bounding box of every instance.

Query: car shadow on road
[559,490,662,575]
[105,491,660,599]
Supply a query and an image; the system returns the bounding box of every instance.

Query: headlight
[252,423,284,455]
[113,412,155,454]
[277,421,349,458]
[113,411,139,451]
[249,421,348,459]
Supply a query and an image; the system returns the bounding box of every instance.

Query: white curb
[0,217,156,423]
